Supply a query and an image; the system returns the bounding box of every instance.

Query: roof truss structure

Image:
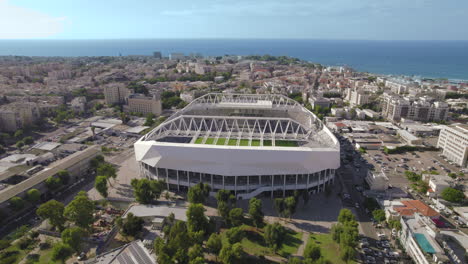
[145,115,312,145]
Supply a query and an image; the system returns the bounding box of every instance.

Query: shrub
[441,188,465,203]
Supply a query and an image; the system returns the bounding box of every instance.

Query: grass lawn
[251,139,261,146]
[224,225,302,259]
[194,138,298,147]
[36,247,57,264]
[216,138,226,145]
[275,140,299,147]
[239,139,250,146]
[308,233,357,264]
[0,240,39,264]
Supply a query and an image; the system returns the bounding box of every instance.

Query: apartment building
[0,102,40,132]
[125,94,162,116]
[400,213,449,264]
[437,124,468,168]
[345,88,370,107]
[104,85,129,105]
[382,94,449,122]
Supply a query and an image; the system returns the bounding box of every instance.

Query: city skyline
[1,0,468,40]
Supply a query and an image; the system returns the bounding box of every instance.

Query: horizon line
[1,38,468,42]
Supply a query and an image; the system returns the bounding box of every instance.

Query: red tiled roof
[335,122,347,128]
[395,200,439,217]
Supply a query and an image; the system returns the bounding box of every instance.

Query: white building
[437,124,468,168]
[135,93,340,199]
[309,96,331,109]
[382,94,449,123]
[346,89,370,107]
[400,213,447,264]
[365,170,389,191]
[125,94,162,116]
[398,130,423,145]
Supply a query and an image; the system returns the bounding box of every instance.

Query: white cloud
[0,0,65,39]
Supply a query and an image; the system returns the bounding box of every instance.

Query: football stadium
[134,93,340,199]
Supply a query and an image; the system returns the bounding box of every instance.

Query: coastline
[0,39,467,80]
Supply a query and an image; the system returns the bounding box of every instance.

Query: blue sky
[1,0,467,40]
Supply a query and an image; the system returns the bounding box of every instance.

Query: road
[0,147,136,238]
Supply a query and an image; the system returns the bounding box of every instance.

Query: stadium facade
[134,93,340,199]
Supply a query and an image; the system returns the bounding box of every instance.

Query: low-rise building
[398,130,423,145]
[365,170,389,191]
[85,240,155,264]
[125,94,162,116]
[309,96,331,109]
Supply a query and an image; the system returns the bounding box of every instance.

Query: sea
[0,39,467,80]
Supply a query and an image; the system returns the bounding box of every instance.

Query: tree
[441,187,465,203]
[64,191,94,229]
[36,200,66,230]
[51,243,73,263]
[45,176,62,190]
[90,155,104,171]
[206,233,222,256]
[218,201,230,224]
[61,227,85,252]
[187,203,209,234]
[131,178,165,204]
[248,198,264,227]
[190,257,205,264]
[304,241,321,261]
[94,176,108,198]
[9,196,25,211]
[97,163,117,181]
[340,245,355,263]
[284,196,297,218]
[56,170,70,185]
[144,113,155,126]
[225,226,244,244]
[188,183,211,204]
[119,213,144,237]
[23,136,34,145]
[14,129,23,139]
[26,189,41,203]
[220,243,243,264]
[372,209,386,222]
[229,208,244,227]
[16,140,24,149]
[338,209,355,224]
[216,189,231,203]
[264,223,286,252]
[188,244,204,260]
[274,198,286,217]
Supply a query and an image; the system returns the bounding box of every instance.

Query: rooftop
[395,200,439,218]
[123,204,188,222]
